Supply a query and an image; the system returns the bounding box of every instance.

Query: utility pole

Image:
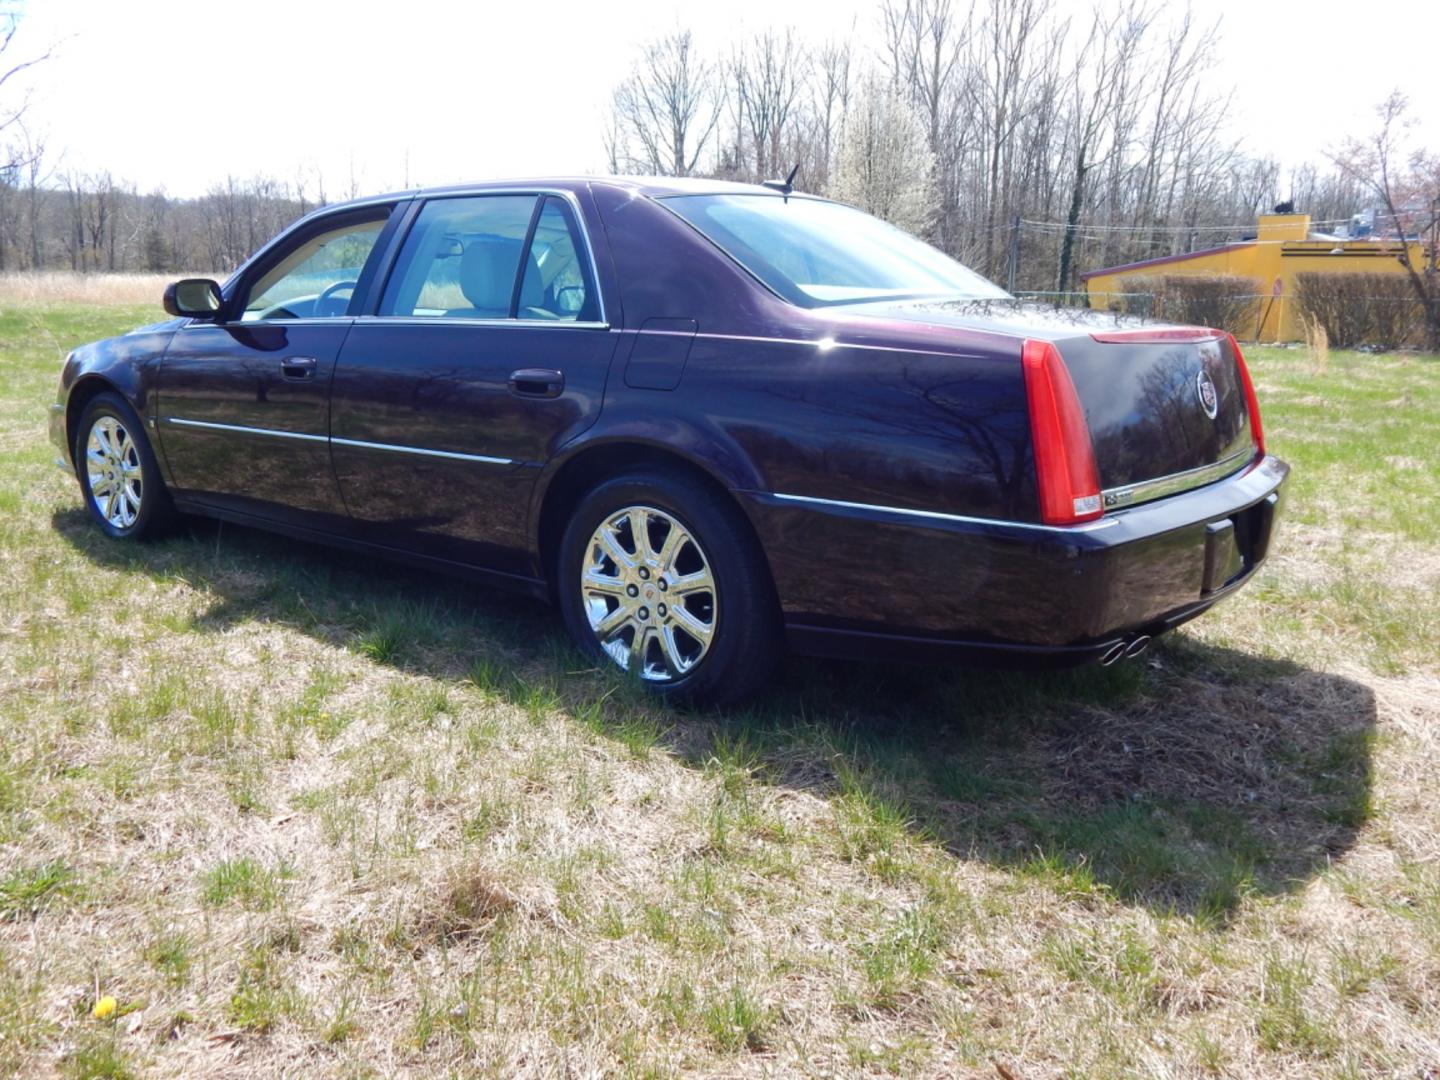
[1005,214,1021,295]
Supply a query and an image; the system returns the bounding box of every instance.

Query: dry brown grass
[0,306,1437,1077]
[1303,313,1331,374]
[0,270,217,309]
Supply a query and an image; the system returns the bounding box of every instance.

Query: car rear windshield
[662,194,1010,308]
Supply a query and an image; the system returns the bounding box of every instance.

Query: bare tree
[1055,3,1150,292]
[732,29,806,181]
[1331,91,1440,349]
[0,12,52,171]
[805,37,853,190]
[882,0,971,249]
[610,30,723,176]
[21,123,48,268]
[970,0,1052,278]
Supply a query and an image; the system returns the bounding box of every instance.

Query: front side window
[380,194,598,321]
[662,194,1009,308]
[239,217,385,321]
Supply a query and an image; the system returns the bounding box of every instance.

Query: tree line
[0,152,340,275]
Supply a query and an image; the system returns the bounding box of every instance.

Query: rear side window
[379,194,599,321]
[380,195,536,318]
[517,197,598,322]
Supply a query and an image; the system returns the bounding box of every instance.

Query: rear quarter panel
[673,334,1035,519]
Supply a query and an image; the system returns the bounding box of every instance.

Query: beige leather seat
[447,236,543,318]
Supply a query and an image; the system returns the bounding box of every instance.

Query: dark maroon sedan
[49,177,1286,704]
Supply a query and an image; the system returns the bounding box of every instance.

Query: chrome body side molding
[162,418,513,466]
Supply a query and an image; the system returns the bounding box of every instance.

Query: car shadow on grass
[55,509,1377,921]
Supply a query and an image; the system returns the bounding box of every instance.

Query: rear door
[330,191,616,576]
[157,205,399,529]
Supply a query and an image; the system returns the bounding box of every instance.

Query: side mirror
[164,278,223,319]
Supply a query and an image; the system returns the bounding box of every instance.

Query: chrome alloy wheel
[580,505,717,681]
[85,415,143,529]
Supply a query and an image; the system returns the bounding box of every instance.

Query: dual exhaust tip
[1099,634,1151,667]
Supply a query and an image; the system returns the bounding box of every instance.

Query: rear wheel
[557,467,781,706]
[75,392,175,540]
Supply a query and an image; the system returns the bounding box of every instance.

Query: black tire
[556,465,782,707]
[74,392,176,541]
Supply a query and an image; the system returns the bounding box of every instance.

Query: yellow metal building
[1081,213,1426,341]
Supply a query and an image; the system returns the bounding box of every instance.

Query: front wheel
[75,392,175,540]
[556,467,782,706]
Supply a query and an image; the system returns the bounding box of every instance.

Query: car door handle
[280,355,318,380]
[508,368,564,398]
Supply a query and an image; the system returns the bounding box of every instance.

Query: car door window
[379,195,538,319]
[517,197,599,322]
[238,218,385,322]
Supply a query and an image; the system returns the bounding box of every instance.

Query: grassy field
[0,297,1437,1079]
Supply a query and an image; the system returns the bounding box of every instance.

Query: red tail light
[1225,333,1266,457]
[1021,339,1102,525]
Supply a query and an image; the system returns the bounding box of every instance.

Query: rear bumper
[740,454,1288,666]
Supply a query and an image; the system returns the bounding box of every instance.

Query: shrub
[1295,272,1424,350]
[1116,274,1262,336]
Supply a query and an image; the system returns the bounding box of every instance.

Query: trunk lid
[1056,331,1256,508]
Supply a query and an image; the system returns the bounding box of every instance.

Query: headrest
[458,236,522,313]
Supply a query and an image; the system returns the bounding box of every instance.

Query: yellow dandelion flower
[92,995,117,1020]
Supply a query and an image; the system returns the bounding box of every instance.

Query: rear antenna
[762,163,801,200]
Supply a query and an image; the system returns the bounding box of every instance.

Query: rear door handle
[280,355,318,380]
[508,368,564,398]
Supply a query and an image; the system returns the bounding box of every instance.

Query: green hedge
[1117,274,1262,337]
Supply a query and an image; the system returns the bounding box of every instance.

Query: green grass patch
[0,304,1434,1076]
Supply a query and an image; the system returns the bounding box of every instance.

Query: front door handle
[280,355,318,380]
[508,368,564,398]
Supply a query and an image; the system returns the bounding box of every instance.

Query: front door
[157,206,398,528]
[330,192,617,576]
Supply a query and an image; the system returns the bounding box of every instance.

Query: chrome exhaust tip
[1124,635,1152,659]
[1098,641,1127,667]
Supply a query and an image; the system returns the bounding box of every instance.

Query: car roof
[316,175,801,215]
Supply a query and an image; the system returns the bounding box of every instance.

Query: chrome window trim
[380,187,608,326]
[355,316,610,331]
[621,327,993,359]
[330,437,511,466]
[180,317,358,331]
[163,418,513,466]
[164,417,328,443]
[1101,446,1254,510]
[770,492,1119,533]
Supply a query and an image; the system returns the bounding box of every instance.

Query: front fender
[54,321,181,473]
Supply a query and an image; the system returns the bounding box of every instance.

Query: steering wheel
[314,280,358,317]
